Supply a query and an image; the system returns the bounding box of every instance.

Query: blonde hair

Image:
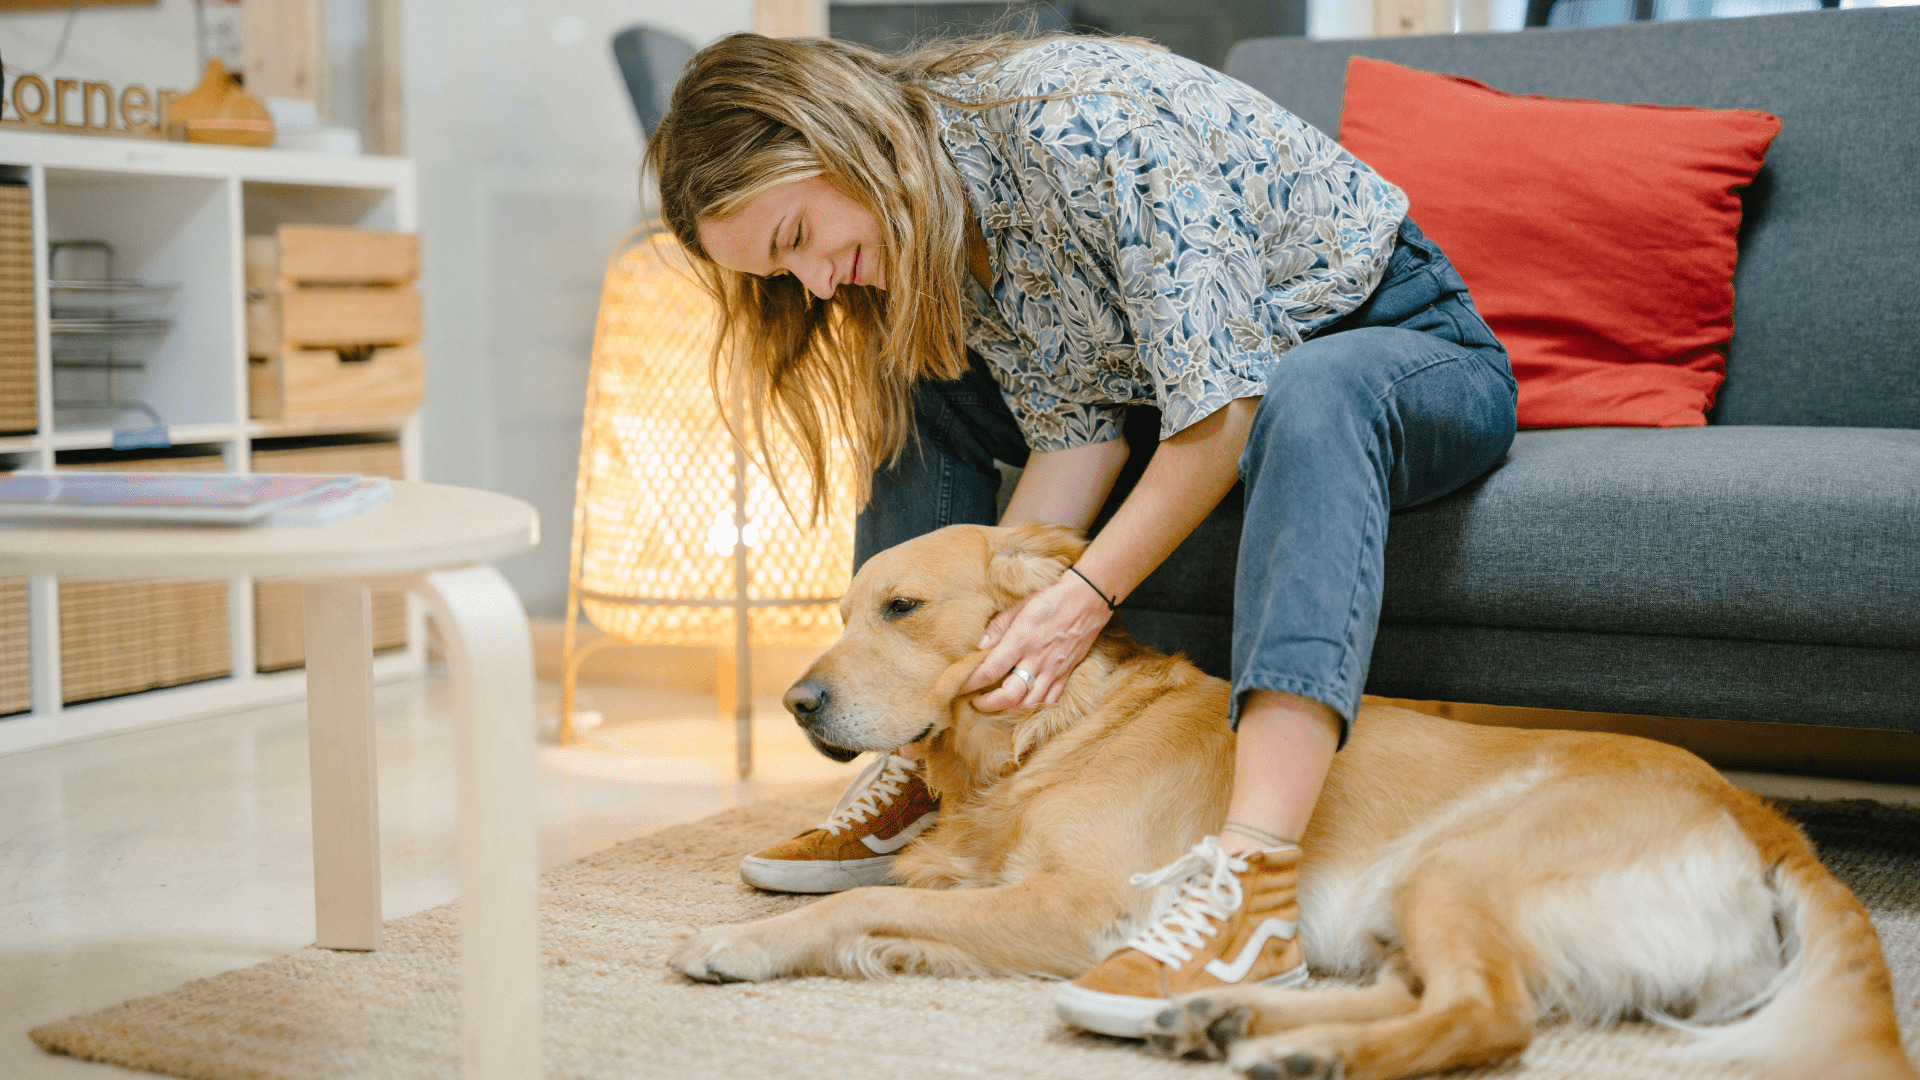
[644,30,1104,520]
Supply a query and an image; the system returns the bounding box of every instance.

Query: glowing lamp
[563,227,853,777]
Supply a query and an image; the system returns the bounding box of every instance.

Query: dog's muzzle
[783,678,861,762]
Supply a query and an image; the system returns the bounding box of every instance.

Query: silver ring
[1010,667,1036,688]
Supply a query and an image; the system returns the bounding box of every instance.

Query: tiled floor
[0,674,863,1078]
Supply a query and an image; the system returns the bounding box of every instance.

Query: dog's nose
[784,679,828,721]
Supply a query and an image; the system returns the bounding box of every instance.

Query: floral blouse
[931,40,1409,451]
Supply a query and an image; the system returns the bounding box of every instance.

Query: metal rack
[48,240,177,429]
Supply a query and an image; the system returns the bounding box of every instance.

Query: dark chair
[612,26,696,139]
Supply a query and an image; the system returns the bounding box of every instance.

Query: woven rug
[30,785,1920,1080]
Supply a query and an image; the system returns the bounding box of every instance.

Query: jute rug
[30,785,1920,1080]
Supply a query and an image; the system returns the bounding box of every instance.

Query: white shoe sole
[738,853,898,894]
[1054,963,1310,1039]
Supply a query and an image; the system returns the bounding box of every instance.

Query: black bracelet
[1068,565,1120,611]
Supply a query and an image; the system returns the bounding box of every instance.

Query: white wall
[1308,0,1531,36]
[404,0,751,616]
[1310,0,1376,38]
[0,0,203,104]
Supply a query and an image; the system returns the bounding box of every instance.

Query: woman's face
[698,176,886,298]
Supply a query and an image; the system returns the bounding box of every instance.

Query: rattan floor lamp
[562,226,853,777]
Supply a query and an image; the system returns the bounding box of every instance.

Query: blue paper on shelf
[111,426,172,451]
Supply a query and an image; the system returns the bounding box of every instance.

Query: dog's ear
[986,524,1089,606]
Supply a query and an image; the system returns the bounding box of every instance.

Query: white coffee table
[0,480,543,1080]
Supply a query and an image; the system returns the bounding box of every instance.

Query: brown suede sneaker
[738,752,938,893]
[1055,838,1308,1038]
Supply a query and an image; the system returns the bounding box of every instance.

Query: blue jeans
[855,218,1517,743]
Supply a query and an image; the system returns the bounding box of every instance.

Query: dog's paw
[1229,1036,1346,1080]
[667,924,779,983]
[1141,993,1253,1061]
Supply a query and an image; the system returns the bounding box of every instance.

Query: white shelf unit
[0,132,425,756]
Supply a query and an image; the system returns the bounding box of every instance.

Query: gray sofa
[1109,8,1920,734]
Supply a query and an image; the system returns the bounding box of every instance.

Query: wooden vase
[166,60,275,147]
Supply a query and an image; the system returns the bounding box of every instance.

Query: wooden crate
[0,578,27,716]
[0,182,35,436]
[249,344,424,420]
[246,225,419,287]
[247,285,421,353]
[252,437,408,671]
[246,224,423,422]
[56,450,232,704]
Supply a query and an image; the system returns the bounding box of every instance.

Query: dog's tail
[1672,809,1916,1080]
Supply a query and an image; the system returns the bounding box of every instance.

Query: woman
[645,30,1516,1035]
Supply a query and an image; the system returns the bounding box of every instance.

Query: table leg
[304,581,382,951]
[414,564,541,1080]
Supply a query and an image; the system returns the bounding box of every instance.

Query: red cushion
[1337,57,1781,428]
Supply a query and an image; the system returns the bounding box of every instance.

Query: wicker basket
[0,182,35,436]
[0,578,27,716]
[59,578,231,704]
[252,437,408,671]
[57,450,232,704]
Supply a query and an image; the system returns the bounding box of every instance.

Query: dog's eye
[883,596,922,620]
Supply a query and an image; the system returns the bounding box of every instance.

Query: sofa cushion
[1120,426,1919,653]
[1337,57,1779,429]
[1381,427,1920,649]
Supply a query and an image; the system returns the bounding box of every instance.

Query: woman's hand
[962,573,1113,712]
[964,398,1259,713]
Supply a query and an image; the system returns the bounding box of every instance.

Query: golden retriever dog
[668,524,1915,1080]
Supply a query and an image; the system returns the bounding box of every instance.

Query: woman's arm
[1001,438,1132,530]
[966,396,1259,711]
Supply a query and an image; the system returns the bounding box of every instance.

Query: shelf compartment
[3,454,33,717]
[245,221,422,422]
[0,578,25,717]
[55,446,231,705]
[250,435,407,671]
[241,180,399,235]
[0,179,33,436]
[43,170,238,431]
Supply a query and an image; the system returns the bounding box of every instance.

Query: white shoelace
[821,752,917,836]
[1124,837,1252,970]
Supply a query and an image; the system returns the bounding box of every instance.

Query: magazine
[0,472,391,525]
[261,476,393,526]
